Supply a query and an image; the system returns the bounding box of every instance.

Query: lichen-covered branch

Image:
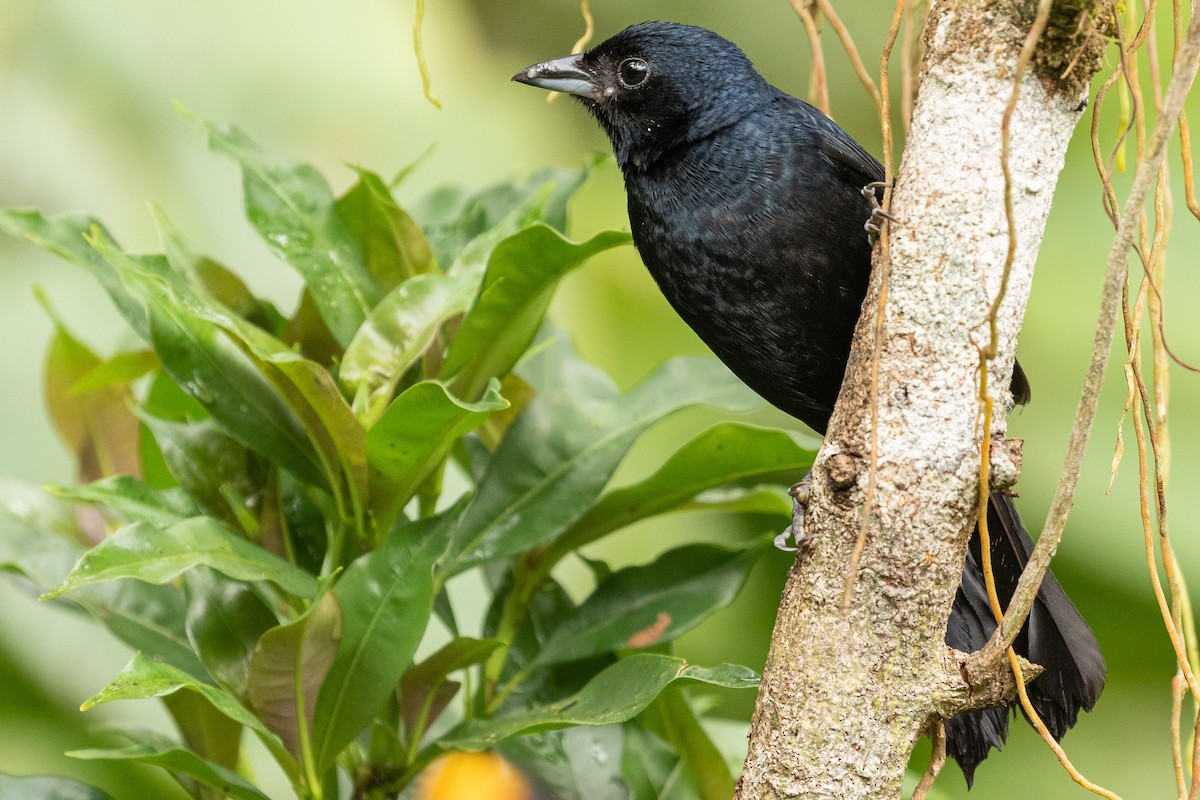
[735,1,1105,797]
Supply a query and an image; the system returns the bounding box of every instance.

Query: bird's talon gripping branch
[861,180,897,245]
[775,474,814,552]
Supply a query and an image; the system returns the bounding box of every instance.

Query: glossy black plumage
[514,21,1102,785]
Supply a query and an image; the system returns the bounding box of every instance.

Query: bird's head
[513,22,770,171]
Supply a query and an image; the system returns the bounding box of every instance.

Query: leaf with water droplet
[193,116,379,346]
[42,517,319,600]
[440,654,758,750]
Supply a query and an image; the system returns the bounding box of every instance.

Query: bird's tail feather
[943,492,1105,786]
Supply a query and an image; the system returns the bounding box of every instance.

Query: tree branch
[735,1,1106,796]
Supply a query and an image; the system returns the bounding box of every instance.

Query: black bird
[513,21,1105,786]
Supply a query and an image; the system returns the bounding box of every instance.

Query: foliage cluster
[0,117,814,800]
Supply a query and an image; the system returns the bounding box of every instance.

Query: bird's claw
[774,475,816,552]
[862,181,897,246]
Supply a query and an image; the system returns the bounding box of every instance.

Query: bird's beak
[512,54,596,99]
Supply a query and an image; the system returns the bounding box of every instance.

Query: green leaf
[0,774,117,800]
[646,692,735,800]
[257,351,369,535]
[336,166,436,292]
[311,508,454,771]
[441,224,631,400]
[340,271,477,423]
[0,521,208,678]
[0,209,150,337]
[134,415,262,529]
[67,349,160,395]
[0,477,78,540]
[83,652,288,759]
[70,730,269,800]
[185,569,280,697]
[532,542,764,668]
[162,690,244,773]
[367,380,506,523]
[87,230,368,520]
[194,116,379,345]
[404,637,505,690]
[400,637,504,738]
[42,517,319,600]
[152,205,274,327]
[500,726,626,800]
[413,164,594,271]
[681,486,794,517]
[49,475,198,528]
[620,723,681,800]
[83,233,328,488]
[555,423,813,555]
[90,581,210,679]
[441,654,758,750]
[247,591,341,759]
[446,349,760,573]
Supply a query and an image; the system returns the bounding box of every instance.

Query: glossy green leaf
[620,723,681,800]
[0,774,116,800]
[90,581,209,679]
[84,233,328,488]
[67,349,159,395]
[0,520,208,678]
[311,508,454,771]
[441,224,631,400]
[194,115,379,345]
[162,690,244,773]
[247,592,341,758]
[0,477,78,540]
[446,351,760,573]
[415,164,593,272]
[532,542,764,668]
[89,230,368,515]
[49,475,198,528]
[0,209,150,337]
[185,569,280,696]
[440,654,758,750]
[482,576,585,711]
[680,486,794,516]
[400,637,504,738]
[135,415,261,529]
[367,380,506,523]
[555,423,812,555]
[151,205,272,326]
[340,271,477,423]
[405,637,505,689]
[500,726,626,800]
[256,351,369,535]
[282,288,341,365]
[336,166,436,292]
[647,691,734,800]
[70,730,269,800]
[42,517,319,600]
[83,652,287,757]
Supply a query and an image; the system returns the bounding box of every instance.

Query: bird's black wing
[812,116,887,188]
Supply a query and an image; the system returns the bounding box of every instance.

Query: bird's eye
[618,57,650,88]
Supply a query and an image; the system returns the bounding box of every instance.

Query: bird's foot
[862,181,897,246]
[774,475,816,552]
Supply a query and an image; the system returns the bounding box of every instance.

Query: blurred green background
[1,1,1197,797]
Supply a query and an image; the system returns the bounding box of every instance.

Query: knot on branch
[826,452,859,490]
[934,643,1043,717]
[988,436,1023,491]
